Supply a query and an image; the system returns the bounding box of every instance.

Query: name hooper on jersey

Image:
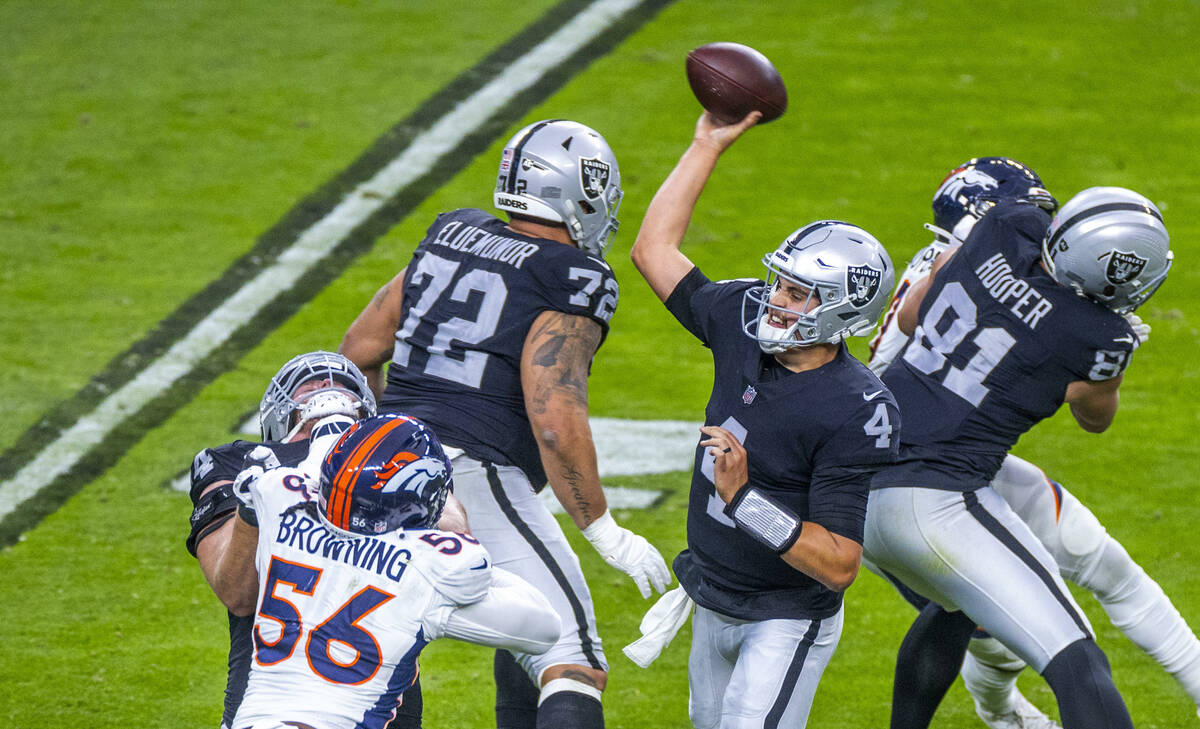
[975,252,1054,329]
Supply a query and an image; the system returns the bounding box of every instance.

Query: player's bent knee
[967,635,1026,673]
[539,664,607,694]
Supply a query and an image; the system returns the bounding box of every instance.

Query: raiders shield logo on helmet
[1105,250,1147,285]
[580,157,610,199]
[846,265,882,308]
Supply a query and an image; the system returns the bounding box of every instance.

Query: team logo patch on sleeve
[846,265,883,307]
[1105,250,1147,285]
[580,157,610,199]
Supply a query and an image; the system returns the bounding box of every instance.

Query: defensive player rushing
[220,413,562,729]
[863,181,1174,729]
[869,158,1200,728]
[629,109,899,729]
[187,351,386,728]
[340,119,670,729]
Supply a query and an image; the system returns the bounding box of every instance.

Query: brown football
[685,42,787,124]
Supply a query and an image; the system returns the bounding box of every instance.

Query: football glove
[1123,312,1151,346]
[582,510,671,599]
[231,464,264,527]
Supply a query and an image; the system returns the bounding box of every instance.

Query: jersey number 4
[255,556,394,685]
[903,282,1016,406]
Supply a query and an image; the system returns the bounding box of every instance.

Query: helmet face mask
[259,351,377,442]
[743,221,895,352]
[1042,186,1173,313]
[930,157,1057,243]
[493,119,623,258]
[318,414,452,536]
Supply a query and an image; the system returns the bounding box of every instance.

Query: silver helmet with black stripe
[259,351,376,442]
[493,119,623,258]
[743,221,895,351]
[1042,187,1172,313]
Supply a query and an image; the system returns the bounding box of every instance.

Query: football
[685,42,788,124]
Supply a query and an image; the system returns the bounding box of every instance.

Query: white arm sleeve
[437,567,562,655]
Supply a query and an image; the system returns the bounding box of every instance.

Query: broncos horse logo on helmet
[318,414,452,536]
[930,157,1058,243]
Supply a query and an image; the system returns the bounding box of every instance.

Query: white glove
[1123,312,1151,346]
[582,510,671,599]
[231,465,265,509]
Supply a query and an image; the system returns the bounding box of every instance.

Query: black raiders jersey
[874,201,1137,492]
[381,208,618,486]
[665,268,900,621]
[187,437,308,727]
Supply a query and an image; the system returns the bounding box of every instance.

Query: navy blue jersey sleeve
[529,246,619,337]
[808,395,898,540]
[663,266,712,341]
[188,442,254,503]
[1061,313,1138,382]
[664,267,756,346]
[806,465,873,543]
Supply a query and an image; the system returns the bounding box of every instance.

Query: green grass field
[2,1,1199,726]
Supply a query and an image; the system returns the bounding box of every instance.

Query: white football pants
[688,604,843,729]
[449,454,606,683]
[964,454,1200,710]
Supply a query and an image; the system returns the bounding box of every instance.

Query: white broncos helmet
[1042,187,1172,314]
[493,119,623,258]
[259,351,377,442]
[744,221,895,352]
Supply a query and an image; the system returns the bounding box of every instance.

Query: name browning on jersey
[276,508,411,581]
[975,252,1054,329]
[431,219,540,269]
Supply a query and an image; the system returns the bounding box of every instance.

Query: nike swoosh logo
[470,559,489,571]
[1113,335,1135,345]
[863,389,885,401]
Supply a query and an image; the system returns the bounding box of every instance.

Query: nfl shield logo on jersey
[580,157,610,199]
[1105,250,1147,285]
[846,265,883,308]
[742,385,757,405]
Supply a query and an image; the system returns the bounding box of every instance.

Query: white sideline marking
[171,416,702,512]
[0,0,647,523]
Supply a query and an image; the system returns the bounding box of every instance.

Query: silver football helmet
[259,351,377,442]
[493,119,623,258]
[1042,187,1172,313]
[744,221,895,352]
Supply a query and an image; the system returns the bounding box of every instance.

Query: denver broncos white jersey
[867,235,953,375]
[233,467,492,729]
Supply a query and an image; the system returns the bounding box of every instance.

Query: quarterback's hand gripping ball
[686,42,787,124]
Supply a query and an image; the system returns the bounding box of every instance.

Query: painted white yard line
[0,0,646,522]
